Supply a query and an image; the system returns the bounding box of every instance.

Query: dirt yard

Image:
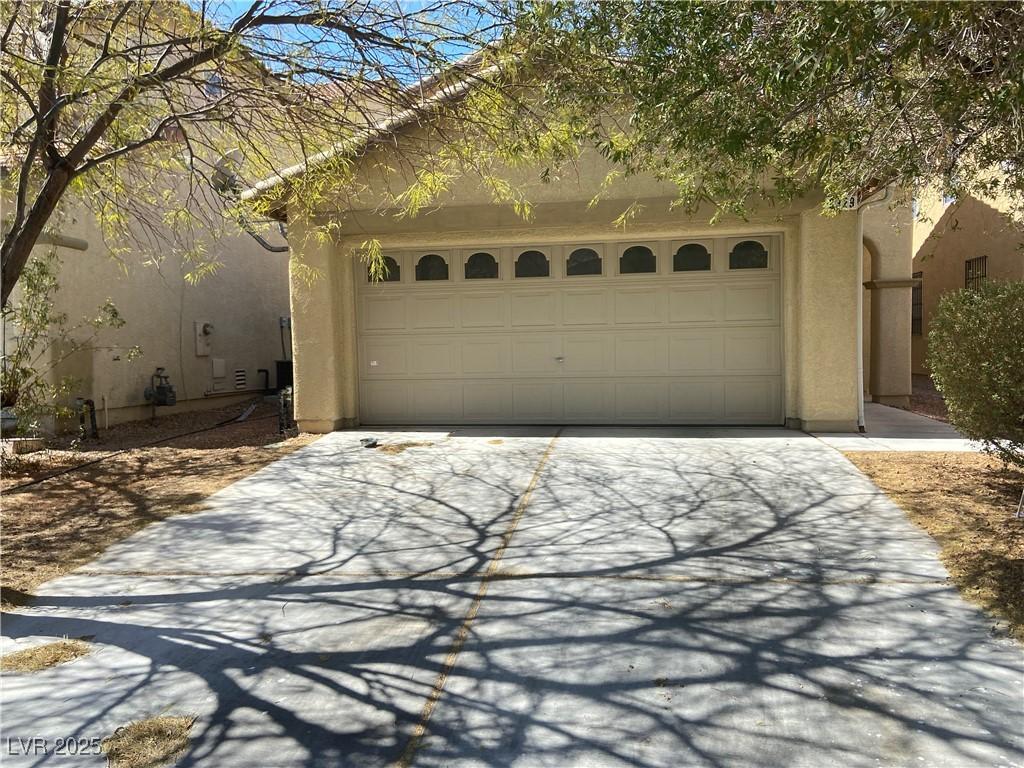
[907,373,949,422]
[846,451,1024,642]
[1,401,318,606]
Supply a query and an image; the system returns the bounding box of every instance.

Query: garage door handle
[554,356,565,363]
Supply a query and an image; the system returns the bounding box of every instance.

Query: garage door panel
[723,328,781,373]
[563,381,612,420]
[511,292,558,327]
[409,340,459,376]
[362,339,407,376]
[460,293,506,328]
[464,381,512,421]
[361,295,406,330]
[724,282,778,323]
[563,336,608,373]
[513,382,561,421]
[563,289,610,326]
[615,381,668,420]
[669,332,723,373]
[669,286,722,324]
[669,381,723,421]
[615,334,668,373]
[462,338,510,375]
[409,295,456,329]
[411,383,462,421]
[512,336,562,373]
[361,381,409,423]
[615,287,666,324]
[724,379,781,422]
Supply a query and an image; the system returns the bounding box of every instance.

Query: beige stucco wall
[285,137,864,431]
[3,201,291,427]
[911,192,1024,374]
[793,207,861,430]
[861,199,914,406]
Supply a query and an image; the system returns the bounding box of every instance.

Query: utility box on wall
[211,357,226,380]
[194,320,214,356]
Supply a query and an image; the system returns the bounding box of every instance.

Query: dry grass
[846,451,1024,641]
[377,440,434,455]
[1,403,318,606]
[102,715,195,768]
[0,639,91,673]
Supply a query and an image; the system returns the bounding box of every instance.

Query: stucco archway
[861,209,914,408]
[861,242,873,396]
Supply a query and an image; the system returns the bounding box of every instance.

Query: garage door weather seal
[394,429,562,768]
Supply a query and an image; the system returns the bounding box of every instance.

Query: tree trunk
[1,167,72,306]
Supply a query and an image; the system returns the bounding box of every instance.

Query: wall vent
[234,369,247,390]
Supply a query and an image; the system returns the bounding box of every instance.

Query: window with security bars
[965,256,987,290]
[911,272,923,336]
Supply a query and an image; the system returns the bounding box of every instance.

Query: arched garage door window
[515,250,549,278]
[620,245,656,274]
[729,240,768,270]
[673,244,711,272]
[367,255,401,282]
[566,248,602,276]
[465,251,498,279]
[415,253,449,281]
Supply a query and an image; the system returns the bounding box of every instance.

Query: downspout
[240,219,288,253]
[855,185,895,432]
[238,218,288,253]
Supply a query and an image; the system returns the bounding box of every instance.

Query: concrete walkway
[813,402,981,452]
[2,428,1020,767]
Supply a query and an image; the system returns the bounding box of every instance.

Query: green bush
[929,279,1024,467]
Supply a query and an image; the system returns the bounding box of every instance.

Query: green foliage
[1,249,141,435]
[359,238,386,283]
[929,280,1024,467]
[1,1,500,302]
[500,1,1024,219]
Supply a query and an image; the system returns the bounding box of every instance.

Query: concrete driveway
[2,428,1022,767]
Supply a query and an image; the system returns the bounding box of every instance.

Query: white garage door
[356,235,783,425]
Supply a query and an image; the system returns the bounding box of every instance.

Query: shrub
[929,279,1024,467]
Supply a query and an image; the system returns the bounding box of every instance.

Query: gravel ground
[1,400,319,604]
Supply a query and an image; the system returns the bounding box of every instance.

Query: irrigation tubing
[4,400,275,494]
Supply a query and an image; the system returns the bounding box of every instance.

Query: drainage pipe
[202,387,269,398]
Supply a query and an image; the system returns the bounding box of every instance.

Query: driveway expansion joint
[393,428,563,768]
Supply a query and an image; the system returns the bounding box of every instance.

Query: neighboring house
[1,5,305,430]
[909,191,1024,374]
[2,202,291,427]
[245,85,914,433]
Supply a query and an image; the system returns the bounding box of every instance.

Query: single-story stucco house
[244,78,915,434]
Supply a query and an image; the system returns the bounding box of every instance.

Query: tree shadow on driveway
[1,429,1021,768]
